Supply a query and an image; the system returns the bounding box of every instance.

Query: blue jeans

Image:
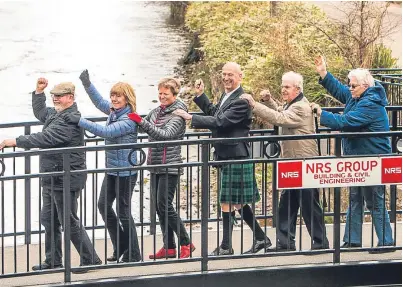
[343,185,393,246]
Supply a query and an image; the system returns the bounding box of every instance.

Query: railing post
[333,137,342,264]
[24,126,31,245]
[201,143,209,272]
[390,110,398,223]
[149,173,156,235]
[63,153,71,282]
[272,126,279,228]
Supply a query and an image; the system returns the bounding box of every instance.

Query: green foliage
[185,2,348,104]
[372,44,398,68]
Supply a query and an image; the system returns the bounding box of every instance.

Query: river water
[0,1,189,245]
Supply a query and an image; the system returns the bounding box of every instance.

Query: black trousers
[41,188,100,265]
[277,188,329,248]
[153,173,190,249]
[98,174,141,260]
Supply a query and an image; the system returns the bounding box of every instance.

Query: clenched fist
[194,79,204,97]
[314,55,327,79]
[259,89,272,102]
[36,78,48,94]
[79,69,91,88]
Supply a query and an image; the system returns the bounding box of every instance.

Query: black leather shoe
[72,259,102,274]
[210,246,234,256]
[32,262,63,271]
[340,242,361,248]
[244,238,272,254]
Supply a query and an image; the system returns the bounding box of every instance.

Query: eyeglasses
[349,84,360,89]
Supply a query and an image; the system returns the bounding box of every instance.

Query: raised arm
[315,55,351,104]
[319,73,352,105]
[193,93,219,116]
[79,70,111,115]
[78,117,137,138]
[192,79,219,116]
[32,78,53,123]
[258,89,282,111]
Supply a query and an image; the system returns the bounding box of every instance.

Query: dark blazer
[191,86,252,159]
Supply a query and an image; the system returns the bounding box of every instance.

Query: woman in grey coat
[128,78,195,259]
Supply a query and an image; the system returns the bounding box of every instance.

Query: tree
[185,2,346,104]
[304,1,401,68]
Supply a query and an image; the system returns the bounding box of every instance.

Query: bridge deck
[0,223,401,287]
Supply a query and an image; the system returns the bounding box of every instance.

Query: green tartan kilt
[219,163,260,204]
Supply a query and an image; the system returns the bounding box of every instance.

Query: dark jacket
[16,92,87,192]
[191,86,252,159]
[319,72,391,155]
[139,99,187,174]
[80,84,138,176]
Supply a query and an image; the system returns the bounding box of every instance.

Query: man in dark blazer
[174,62,272,255]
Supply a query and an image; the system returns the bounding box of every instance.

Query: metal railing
[0,129,401,282]
[1,107,401,244]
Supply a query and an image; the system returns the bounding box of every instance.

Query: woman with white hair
[311,56,393,253]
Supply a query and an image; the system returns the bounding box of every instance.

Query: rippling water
[0,1,188,125]
[0,1,189,244]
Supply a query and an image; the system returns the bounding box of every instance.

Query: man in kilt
[173,62,272,255]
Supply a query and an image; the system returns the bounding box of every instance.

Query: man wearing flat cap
[0,78,101,272]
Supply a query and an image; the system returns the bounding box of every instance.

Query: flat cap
[50,82,75,95]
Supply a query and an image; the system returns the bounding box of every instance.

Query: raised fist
[79,69,91,88]
[259,89,271,102]
[314,55,327,79]
[194,79,204,97]
[36,78,48,94]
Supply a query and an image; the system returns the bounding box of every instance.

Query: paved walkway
[0,223,401,287]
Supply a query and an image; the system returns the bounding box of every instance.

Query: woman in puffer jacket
[64,70,141,263]
[128,77,195,259]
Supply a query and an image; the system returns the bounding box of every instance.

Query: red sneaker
[149,247,176,259]
[180,243,196,259]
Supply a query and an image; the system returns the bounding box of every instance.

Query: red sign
[381,157,402,184]
[277,161,302,189]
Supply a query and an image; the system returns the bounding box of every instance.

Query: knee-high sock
[238,204,266,241]
[221,211,235,249]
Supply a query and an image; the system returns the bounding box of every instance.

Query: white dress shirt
[219,85,240,108]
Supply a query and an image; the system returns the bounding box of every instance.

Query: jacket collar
[284,92,304,110]
[57,102,78,115]
[110,105,131,118]
[218,86,244,111]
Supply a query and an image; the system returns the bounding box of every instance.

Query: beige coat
[253,96,319,158]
